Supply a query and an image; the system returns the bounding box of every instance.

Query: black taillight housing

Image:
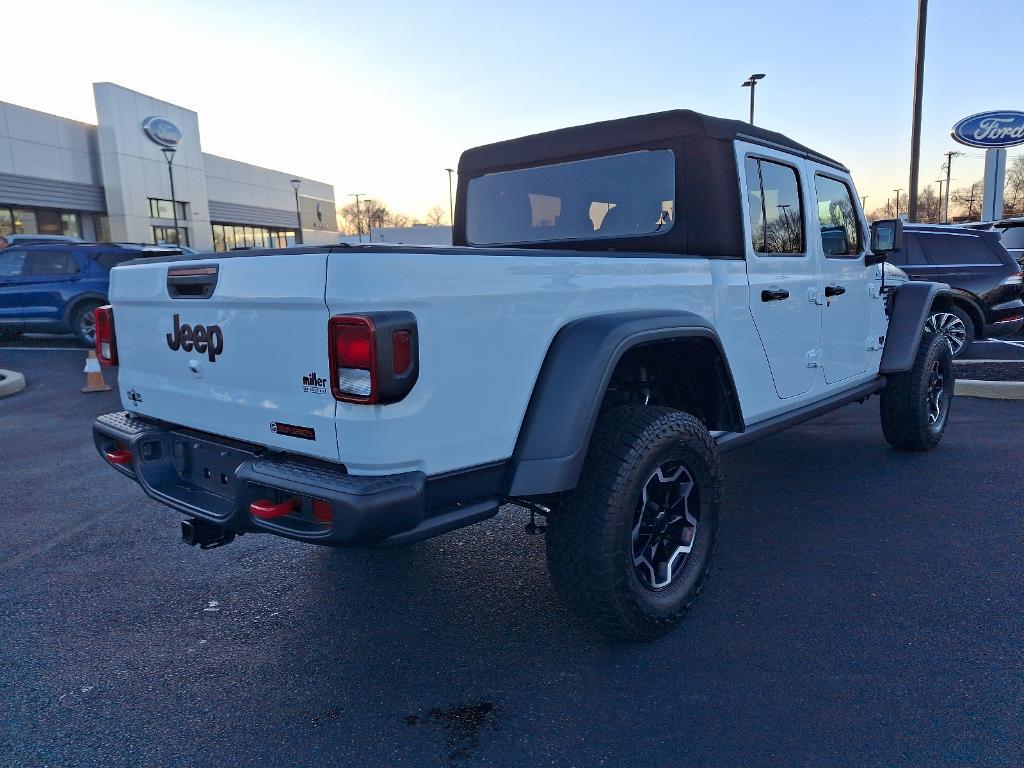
[95,305,118,366]
[329,311,418,404]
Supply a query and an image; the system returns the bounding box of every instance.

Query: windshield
[466,150,675,246]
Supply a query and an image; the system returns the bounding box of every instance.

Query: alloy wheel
[631,460,699,590]
[79,310,96,345]
[925,312,967,357]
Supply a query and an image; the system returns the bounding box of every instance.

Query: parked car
[992,217,1024,268]
[0,243,164,344]
[885,225,1023,357]
[94,108,953,640]
[0,233,87,248]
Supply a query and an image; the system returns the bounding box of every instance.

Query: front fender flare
[880,281,952,374]
[504,310,743,496]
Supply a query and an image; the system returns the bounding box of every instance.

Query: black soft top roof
[453,110,849,257]
[458,109,846,175]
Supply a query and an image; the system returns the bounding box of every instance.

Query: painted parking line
[954,359,1024,365]
[991,339,1024,349]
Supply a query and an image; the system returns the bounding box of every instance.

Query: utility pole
[907,0,928,222]
[348,193,366,243]
[936,179,945,223]
[740,74,766,125]
[861,195,868,210]
[893,189,903,218]
[363,199,375,242]
[942,150,961,224]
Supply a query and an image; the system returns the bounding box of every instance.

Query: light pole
[740,73,766,125]
[936,179,945,223]
[290,179,303,245]
[445,168,455,227]
[349,193,366,243]
[861,196,868,210]
[942,151,962,224]
[893,188,903,218]
[160,148,178,244]
[907,0,928,222]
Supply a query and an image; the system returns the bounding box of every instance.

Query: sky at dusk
[6,0,1022,222]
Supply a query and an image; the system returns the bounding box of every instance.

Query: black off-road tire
[880,331,953,452]
[544,405,721,640]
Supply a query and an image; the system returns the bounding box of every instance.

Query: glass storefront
[151,226,190,247]
[211,223,296,251]
[0,205,83,238]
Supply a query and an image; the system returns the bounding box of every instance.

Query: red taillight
[329,316,377,402]
[392,330,411,375]
[312,498,333,524]
[95,305,117,366]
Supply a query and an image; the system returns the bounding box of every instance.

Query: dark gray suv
[885,225,1023,357]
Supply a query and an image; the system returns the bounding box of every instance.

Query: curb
[0,369,26,397]
[955,379,1024,400]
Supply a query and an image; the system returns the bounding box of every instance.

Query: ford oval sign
[951,111,1024,149]
[142,116,183,148]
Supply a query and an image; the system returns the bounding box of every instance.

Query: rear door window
[918,234,1001,266]
[744,157,804,254]
[998,227,1024,250]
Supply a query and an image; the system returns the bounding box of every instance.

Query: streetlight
[740,73,766,125]
[290,179,303,245]
[160,147,178,245]
[893,188,903,218]
[445,168,455,228]
[348,193,366,243]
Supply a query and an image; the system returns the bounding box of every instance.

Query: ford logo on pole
[142,116,183,148]
[951,111,1024,149]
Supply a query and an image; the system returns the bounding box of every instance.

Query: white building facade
[0,83,337,251]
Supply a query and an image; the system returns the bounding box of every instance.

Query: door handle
[761,289,790,302]
[824,285,846,297]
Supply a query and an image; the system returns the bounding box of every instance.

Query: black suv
[886,225,1023,358]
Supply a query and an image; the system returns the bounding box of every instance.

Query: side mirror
[866,219,903,266]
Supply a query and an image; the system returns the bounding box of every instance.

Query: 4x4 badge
[127,388,143,405]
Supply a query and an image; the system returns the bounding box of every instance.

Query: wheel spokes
[631,461,699,590]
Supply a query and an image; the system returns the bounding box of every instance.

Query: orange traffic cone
[82,349,111,393]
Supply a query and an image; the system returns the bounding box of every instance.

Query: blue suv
[0,243,166,345]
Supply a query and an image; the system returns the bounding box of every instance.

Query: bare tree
[425,205,447,226]
[950,181,982,221]
[916,184,942,223]
[1004,155,1024,217]
[391,213,412,228]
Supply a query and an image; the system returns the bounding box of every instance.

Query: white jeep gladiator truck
[94,110,954,639]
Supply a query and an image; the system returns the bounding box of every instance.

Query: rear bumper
[93,412,499,546]
[982,299,1024,338]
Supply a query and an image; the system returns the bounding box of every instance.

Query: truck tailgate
[109,253,338,461]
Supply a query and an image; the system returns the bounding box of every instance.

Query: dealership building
[0,83,338,251]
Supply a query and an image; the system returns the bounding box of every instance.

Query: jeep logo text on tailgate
[166,314,224,362]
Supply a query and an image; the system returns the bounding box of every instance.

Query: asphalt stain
[406,701,500,760]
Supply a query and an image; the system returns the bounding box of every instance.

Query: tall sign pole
[907,0,928,222]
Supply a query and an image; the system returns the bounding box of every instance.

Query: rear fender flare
[504,310,743,496]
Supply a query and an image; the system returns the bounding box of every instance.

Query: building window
[13,209,37,235]
[92,214,110,242]
[152,225,190,247]
[211,222,296,251]
[0,206,86,238]
[60,213,82,238]
[149,198,188,221]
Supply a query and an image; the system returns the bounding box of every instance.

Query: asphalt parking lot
[3,347,1024,768]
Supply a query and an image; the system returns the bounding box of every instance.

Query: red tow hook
[106,448,133,465]
[250,498,298,520]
